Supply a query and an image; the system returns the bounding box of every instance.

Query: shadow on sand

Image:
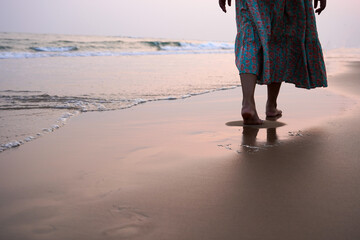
[226,117,286,153]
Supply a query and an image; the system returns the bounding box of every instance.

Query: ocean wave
[0,49,233,59]
[0,90,42,93]
[50,40,76,44]
[141,41,182,49]
[0,36,235,59]
[0,85,240,112]
[4,46,360,60]
[29,46,79,52]
[0,93,114,112]
[324,48,360,61]
[0,85,241,153]
[0,45,12,50]
[160,42,234,51]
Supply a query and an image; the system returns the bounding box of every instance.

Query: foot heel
[242,112,253,121]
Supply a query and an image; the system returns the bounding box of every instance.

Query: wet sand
[0,61,360,239]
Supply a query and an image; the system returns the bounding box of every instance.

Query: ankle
[266,100,277,108]
[243,98,255,107]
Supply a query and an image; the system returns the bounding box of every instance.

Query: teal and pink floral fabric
[235,0,327,89]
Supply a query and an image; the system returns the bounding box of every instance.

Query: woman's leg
[240,73,263,125]
[266,82,282,117]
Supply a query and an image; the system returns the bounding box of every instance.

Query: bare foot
[242,107,263,125]
[266,102,282,118]
[266,114,282,121]
[266,109,282,117]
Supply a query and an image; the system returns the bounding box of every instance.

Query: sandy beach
[1,61,360,239]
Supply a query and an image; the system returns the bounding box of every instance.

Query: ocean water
[1,32,360,152]
[0,32,234,59]
[0,32,239,151]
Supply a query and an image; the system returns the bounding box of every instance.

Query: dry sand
[0,61,360,240]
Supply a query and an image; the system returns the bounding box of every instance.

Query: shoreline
[0,84,241,153]
[1,61,360,239]
[0,79,352,156]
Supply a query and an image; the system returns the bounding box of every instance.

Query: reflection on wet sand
[226,119,285,153]
[241,127,279,153]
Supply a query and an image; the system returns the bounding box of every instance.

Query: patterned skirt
[235,0,327,89]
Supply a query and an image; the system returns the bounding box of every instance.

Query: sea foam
[0,49,234,59]
[30,46,79,52]
[0,36,234,59]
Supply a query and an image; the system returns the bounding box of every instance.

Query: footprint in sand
[102,205,152,239]
[4,206,58,225]
[103,224,146,239]
[32,224,57,234]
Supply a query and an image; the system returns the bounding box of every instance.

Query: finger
[219,0,226,12]
[314,0,318,9]
[320,0,326,11]
[315,1,326,15]
[315,8,323,15]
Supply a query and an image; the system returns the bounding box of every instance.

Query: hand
[314,0,326,15]
[219,0,232,13]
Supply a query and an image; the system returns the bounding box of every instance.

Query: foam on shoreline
[0,111,78,152]
[0,86,242,153]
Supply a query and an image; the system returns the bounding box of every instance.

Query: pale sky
[0,0,359,49]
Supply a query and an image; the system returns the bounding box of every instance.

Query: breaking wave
[0,85,240,112]
[0,36,234,59]
[30,46,79,52]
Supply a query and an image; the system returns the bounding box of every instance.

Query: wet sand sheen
[0,62,360,239]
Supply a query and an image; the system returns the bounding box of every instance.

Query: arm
[314,0,327,15]
[219,0,232,13]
